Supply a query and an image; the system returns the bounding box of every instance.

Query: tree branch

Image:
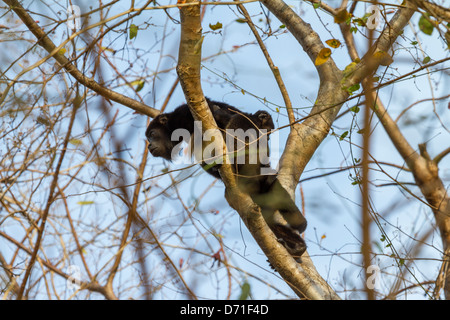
[260,0,346,190]
[2,0,159,118]
[369,82,450,299]
[258,0,423,300]
[409,0,450,23]
[342,2,416,89]
[17,98,79,300]
[235,1,295,124]
[176,0,340,300]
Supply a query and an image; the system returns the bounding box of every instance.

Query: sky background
[134,0,450,299]
[1,0,449,299]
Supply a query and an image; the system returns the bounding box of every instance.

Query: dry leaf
[315,48,332,66]
[326,39,341,48]
[334,9,351,24]
[373,50,393,66]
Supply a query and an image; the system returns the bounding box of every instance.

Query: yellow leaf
[326,39,341,48]
[373,51,393,66]
[59,48,66,55]
[334,9,351,24]
[77,201,94,205]
[193,36,204,54]
[315,48,331,66]
[343,61,358,77]
[100,46,115,53]
[69,139,83,145]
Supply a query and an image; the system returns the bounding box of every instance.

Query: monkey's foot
[270,223,307,259]
[266,225,306,270]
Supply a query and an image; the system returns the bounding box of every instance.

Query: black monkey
[146,99,239,178]
[215,108,274,191]
[212,106,307,259]
[146,99,307,260]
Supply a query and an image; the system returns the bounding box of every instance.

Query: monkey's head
[145,114,176,161]
[253,111,274,133]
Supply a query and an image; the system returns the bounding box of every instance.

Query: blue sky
[1,0,449,299]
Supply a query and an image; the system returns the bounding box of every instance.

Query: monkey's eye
[147,130,156,141]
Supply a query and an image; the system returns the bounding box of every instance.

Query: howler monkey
[211,105,307,259]
[146,99,307,260]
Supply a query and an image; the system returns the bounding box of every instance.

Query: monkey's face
[254,111,274,133]
[146,115,174,161]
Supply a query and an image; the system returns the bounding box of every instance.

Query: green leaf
[313,2,320,9]
[136,80,145,92]
[339,131,348,141]
[419,14,434,36]
[238,282,251,300]
[235,18,246,23]
[131,80,145,92]
[346,83,360,94]
[209,22,222,31]
[350,105,360,113]
[129,24,138,39]
[353,17,366,27]
[422,56,431,64]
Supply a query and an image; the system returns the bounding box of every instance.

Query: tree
[0,0,449,300]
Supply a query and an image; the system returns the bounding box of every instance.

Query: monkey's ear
[158,114,169,125]
[211,104,221,113]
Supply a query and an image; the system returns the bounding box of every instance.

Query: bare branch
[2,0,159,118]
[409,0,450,23]
[235,1,295,124]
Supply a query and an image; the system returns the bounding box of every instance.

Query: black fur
[146,99,307,260]
[146,99,237,166]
